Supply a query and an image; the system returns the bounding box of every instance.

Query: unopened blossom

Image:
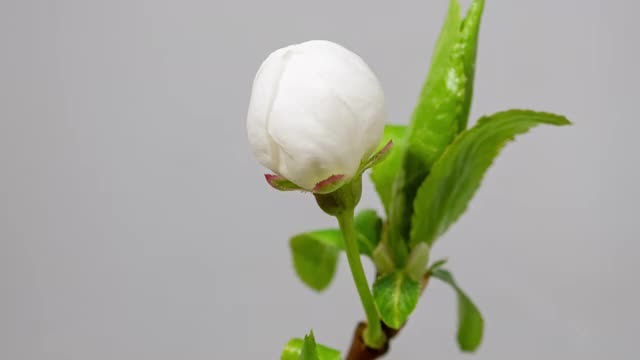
[247,40,387,191]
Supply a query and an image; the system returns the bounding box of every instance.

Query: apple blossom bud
[246,40,386,191]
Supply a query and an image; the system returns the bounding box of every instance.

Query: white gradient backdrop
[1,0,637,359]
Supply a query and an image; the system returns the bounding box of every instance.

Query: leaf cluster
[281,0,570,356]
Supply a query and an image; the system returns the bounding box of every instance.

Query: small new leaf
[290,230,343,291]
[428,258,449,272]
[373,271,420,329]
[431,268,483,352]
[405,243,430,281]
[370,125,406,216]
[290,223,379,291]
[281,332,341,360]
[300,332,319,360]
[372,242,396,275]
[410,109,571,247]
[354,209,383,256]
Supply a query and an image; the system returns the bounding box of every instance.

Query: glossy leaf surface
[410,110,571,247]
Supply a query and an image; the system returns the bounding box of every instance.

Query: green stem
[336,208,386,349]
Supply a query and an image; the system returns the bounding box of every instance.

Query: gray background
[1,0,638,359]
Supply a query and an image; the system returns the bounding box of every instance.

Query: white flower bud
[247,40,386,191]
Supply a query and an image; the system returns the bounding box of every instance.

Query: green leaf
[428,258,448,272]
[354,209,383,256]
[373,271,420,329]
[290,224,378,291]
[407,0,464,167]
[281,332,341,360]
[410,110,571,247]
[459,0,485,130]
[372,242,396,275]
[405,242,430,281]
[408,0,484,161]
[361,140,394,171]
[290,230,343,291]
[431,268,483,352]
[299,332,319,360]
[387,0,485,266]
[370,124,406,216]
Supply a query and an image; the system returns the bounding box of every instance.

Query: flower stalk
[314,177,386,349]
[336,208,386,349]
